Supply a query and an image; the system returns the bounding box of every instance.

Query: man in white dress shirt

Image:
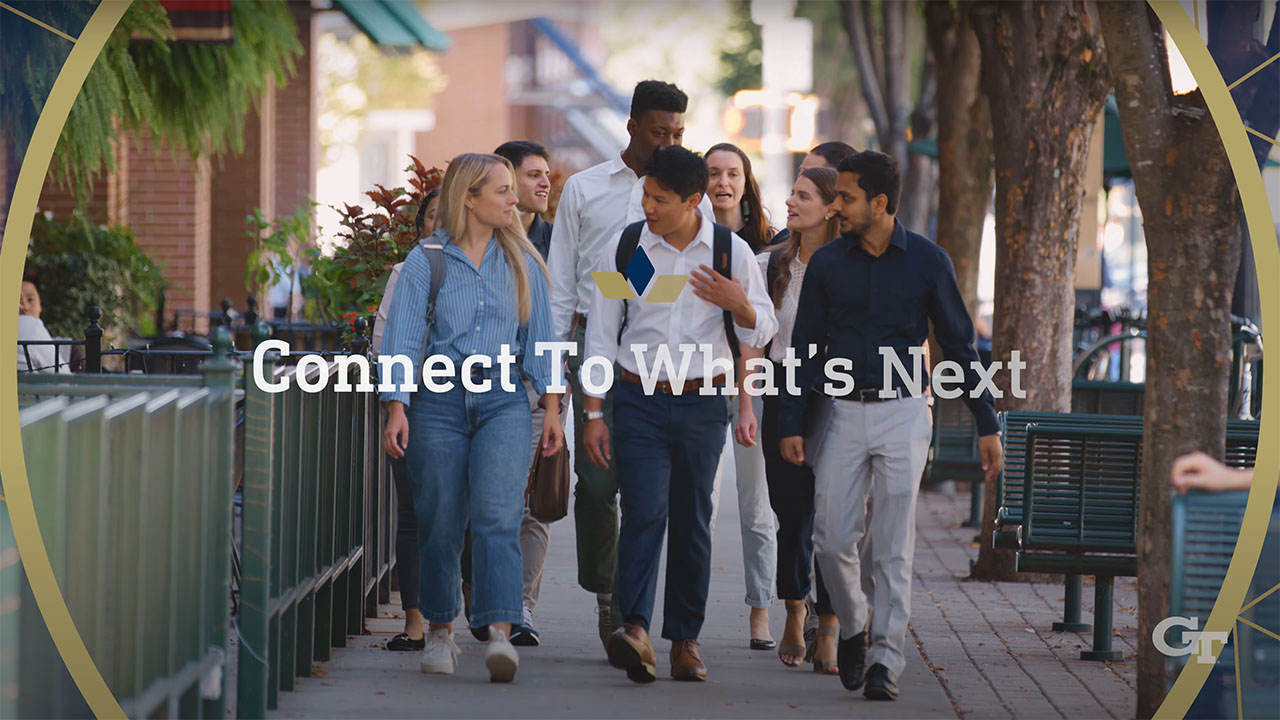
[547,80,711,647]
[579,146,777,684]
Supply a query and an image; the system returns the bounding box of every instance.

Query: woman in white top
[738,167,842,673]
[17,278,71,374]
[705,142,781,651]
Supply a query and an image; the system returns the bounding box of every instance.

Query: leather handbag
[525,436,571,523]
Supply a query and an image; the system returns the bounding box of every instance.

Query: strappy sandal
[778,602,808,668]
[811,626,840,675]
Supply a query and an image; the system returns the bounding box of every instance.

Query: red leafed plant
[307,155,444,324]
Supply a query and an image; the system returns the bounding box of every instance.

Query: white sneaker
[420,627,459,675]
[485,628,519,682]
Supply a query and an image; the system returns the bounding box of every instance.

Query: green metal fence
[3,325,395,719]
[235,349,383,717]
[8,346,238,719]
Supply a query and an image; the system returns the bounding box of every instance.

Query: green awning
[334,0,450,51]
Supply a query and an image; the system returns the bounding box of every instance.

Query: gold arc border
[0,1,133,719]
[1151,1,1280,718]
[0,1,1272,719]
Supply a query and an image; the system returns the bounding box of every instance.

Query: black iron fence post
[84,306,102,373]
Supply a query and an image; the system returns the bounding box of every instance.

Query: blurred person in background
[374,190,439,653]
[492,139,560,647]
[17,275,72,374]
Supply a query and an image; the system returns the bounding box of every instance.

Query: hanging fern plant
[44,0,302,203]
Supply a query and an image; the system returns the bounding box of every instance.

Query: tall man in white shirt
[547,80,709,646]
[580,147,777,683]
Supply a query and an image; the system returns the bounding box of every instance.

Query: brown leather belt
[619,368,727,395]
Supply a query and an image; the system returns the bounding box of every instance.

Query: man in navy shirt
[778,151,1002,701]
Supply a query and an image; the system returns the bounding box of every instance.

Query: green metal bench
[1014,420,1261,662]
[1021,423,1144,661]
[926,396,985,526]
[7,337,238,719]
[993,411,1143,547]
[1070,379,1145,416]
[1170,489,1278,717]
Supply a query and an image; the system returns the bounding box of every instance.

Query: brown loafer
[605,625,657,684]
[670,639,707,681]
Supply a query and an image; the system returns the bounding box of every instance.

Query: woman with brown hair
[705,142,781,650]
[736,167,843,674]
[706,142,774,252]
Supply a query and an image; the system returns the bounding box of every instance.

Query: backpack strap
[766,244,783,298]
[614,221,646,346]
[417,237,446,366]
[712,223,740,359]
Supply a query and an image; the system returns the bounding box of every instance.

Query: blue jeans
[613,380,729,641]
[405,379,530,628]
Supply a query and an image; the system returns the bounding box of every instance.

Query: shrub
[25,213,164,341]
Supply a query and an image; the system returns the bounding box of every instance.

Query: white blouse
[756,251,807,364]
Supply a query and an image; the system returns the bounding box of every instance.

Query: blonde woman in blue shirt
[382,153,563,683]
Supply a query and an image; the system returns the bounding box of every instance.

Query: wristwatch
[584,410,605,422]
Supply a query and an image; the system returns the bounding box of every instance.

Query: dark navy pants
[613,379,728,641]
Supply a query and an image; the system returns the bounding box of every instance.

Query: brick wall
[36,164,111,223]
[124,133,211,325]
[275,1,315,222]
[416,23,510,168]
[210,86,275,312]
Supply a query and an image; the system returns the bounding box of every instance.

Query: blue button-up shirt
[380,229,555,406]
[780,219,999,438]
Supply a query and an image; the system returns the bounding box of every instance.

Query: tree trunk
[968,0,1111,581]
[925,0,991,318]
[1098,3,1248,716]
[882,0,910,169]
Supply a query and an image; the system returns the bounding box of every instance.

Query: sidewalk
[912,489,1138,719]
[265,484,1137,719]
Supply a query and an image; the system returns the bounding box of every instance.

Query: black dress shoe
[837,631,868,691]
[863,663,899,700]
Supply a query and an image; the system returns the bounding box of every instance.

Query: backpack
[614,220,739,358]
[418,237,447,356]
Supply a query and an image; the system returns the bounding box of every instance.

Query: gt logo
[1152,616,1229,665]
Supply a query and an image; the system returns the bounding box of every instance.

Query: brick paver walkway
[261,478,1139,719]
[912,489,1138,719]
